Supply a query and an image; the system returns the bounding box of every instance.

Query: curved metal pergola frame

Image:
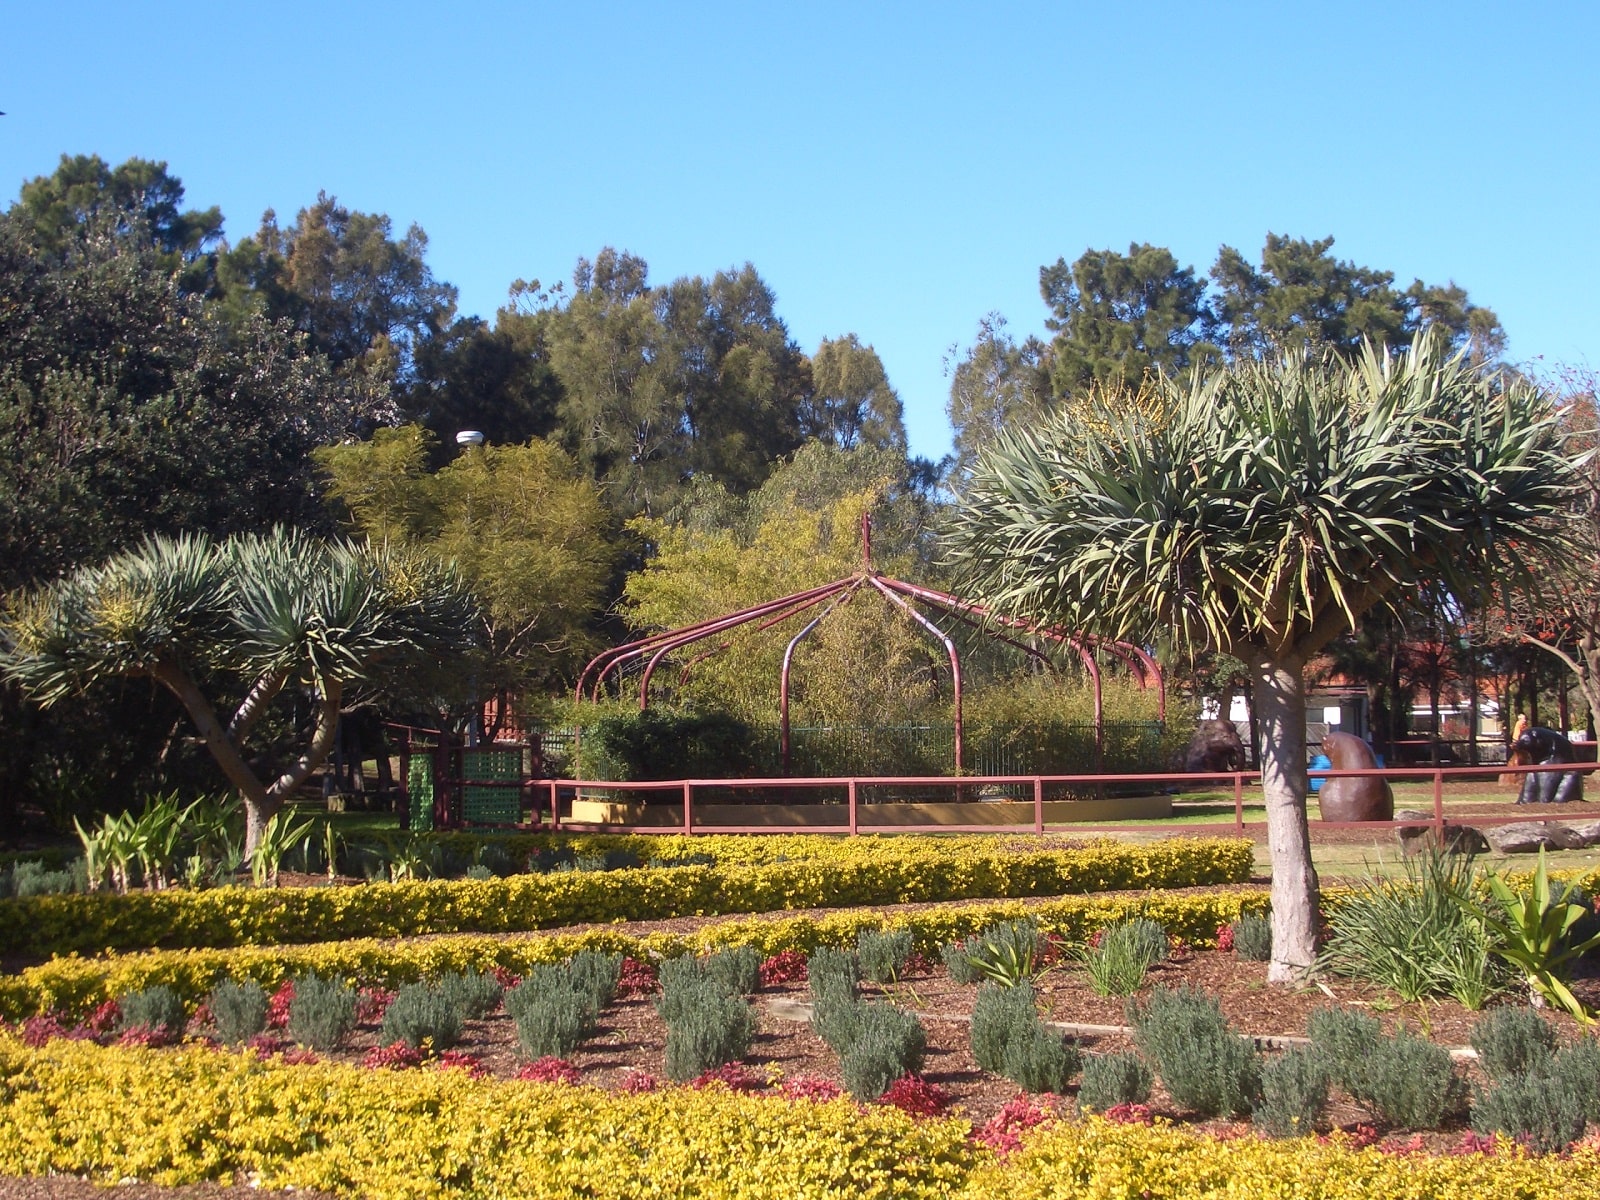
[574,515,1165,774]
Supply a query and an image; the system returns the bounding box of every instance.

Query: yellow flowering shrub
[0,1034,975,1199]
[966,1115,1600,1199]
[1,1037,1595,1199]
[0,886,1269,1019]
[0,835,1253,958]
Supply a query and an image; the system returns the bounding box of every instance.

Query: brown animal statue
[1316,731,1394,822]
[1184,719,1248,774]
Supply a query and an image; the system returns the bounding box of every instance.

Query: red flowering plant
[517,1057,581,1084]
[878,1074,951,1118]
[758,950,809,987]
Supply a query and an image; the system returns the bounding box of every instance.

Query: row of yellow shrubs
[1,1035,1592,1199]
[0,887,1271,1019]
[0,835,1254,958]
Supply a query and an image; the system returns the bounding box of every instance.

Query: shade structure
[574,515,1163,774]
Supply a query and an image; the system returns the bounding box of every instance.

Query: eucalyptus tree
[944,333,1576,980]
[0,530,478,856]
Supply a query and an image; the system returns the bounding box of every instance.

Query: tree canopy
[0,530,478,853]
[944,333,1577,980]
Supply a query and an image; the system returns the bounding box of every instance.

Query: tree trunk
[1246,648,1320,982]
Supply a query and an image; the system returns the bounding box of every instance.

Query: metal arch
[866,576,965,772]
[638,580,854,709]
[779,580,866,770]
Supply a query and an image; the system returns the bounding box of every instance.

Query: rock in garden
[1394,810,1488,857]
[1184,720,1247,773]
[1483,821,1589,855]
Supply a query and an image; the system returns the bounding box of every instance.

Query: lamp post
[456,431,485,746]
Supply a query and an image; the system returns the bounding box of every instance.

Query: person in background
[1501,712,1532,787]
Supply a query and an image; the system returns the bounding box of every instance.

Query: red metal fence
[525,760,1600,842]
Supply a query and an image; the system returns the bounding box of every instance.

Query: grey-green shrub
[118,985,185,1037]
[1255,1047,1329,1138]
[857,928,914,984]
[838,1003,926,1099]
[1130,985,1259,1117]
[568,951,624,1009]
[8,860,78,897]
[438,968,504,1020]
[811,982,866,1052]
[808,946,861,1004]
[1469,1007,1557,1084]
[1000,1022,1079,1094]
[287,973,356,1051]
[661,981,753,1081]
[505,976,594,1059]
[1230,913,1273,962]
[380,981,465,1050]
[1344,1027,1466,1129]
[705,946,761,996]
[971,982,1040,1073]
[1553,1038,1600,1122]
[1306,1006,1381,1092]
[1078,1051,1152,1111]
[1471,1067,1589,1153]
[942,937,984,985]
[206,980,268,1046]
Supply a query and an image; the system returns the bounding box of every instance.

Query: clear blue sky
[6,1,1596,461]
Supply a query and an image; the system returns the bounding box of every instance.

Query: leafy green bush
[5,860,79,898]
[1230,913,1272,962]
[856,928,913,984]
[1320,850,1502,1005]
[1553,1038,1600,1123]
[968,920,1040,987]
[117,985,185,1037]
[660,979,753,1081]
[1077,1050,1152,1112]
[1130,986,1259,1117]
[837,1003,926,1099]
[1077,918,1167,996]
[1471,1068,1589,1153]
[1469,1007,1557,1084]
[584,709,764,781]
[206,979,268,1046]
[810,981,866,1052]
[287,973,356,1051]
[380,981,464,1050]
[1255,1048,1329,1138]
[705,946,761,996]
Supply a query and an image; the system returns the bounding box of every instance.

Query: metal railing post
[848,778,859,836]
[682,781,695,834]
[1234,773,1245,835]
[548,780,560,830]
[1432,767,1445,842]
[1033,776,1044,835]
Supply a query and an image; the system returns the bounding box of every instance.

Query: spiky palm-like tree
[1,529,477,856]
[943,333,1578,980]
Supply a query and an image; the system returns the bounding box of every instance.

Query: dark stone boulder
[1394,809,1489,857]
[1316,731,1394,823]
